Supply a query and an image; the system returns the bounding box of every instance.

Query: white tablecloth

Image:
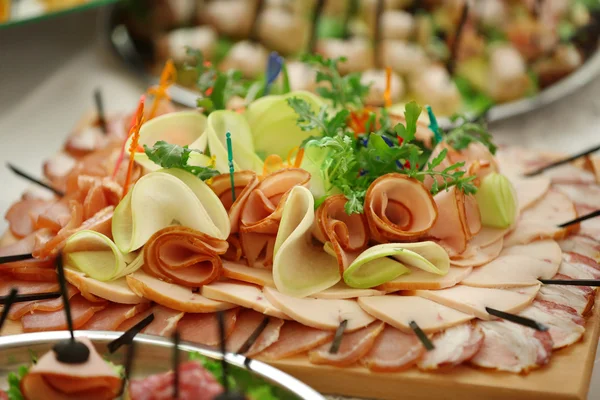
[0,7,599,399]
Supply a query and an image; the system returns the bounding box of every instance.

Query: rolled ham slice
[143,226,228,287]
[178,309,239,346]
[361,325,424,372]
[211,171,259,233]
[226,309,284,356]
[238,232,276,268]
[117,305,184,337]
[258,321,335,360]
[82,302,150,331]
[309,321,385,367]
[21,294,106,332]
[519,300,585,349]
[313,195,369,274]
[417,323,484,371]
[471,320,553,373]
[365,174,437,243]
[20,337,121,400]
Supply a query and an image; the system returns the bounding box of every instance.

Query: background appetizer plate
[0,329,326,400]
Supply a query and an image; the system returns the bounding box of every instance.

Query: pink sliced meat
[560,252,600,279]
[226,309,284,356]
[309,321,385,367]
[558,235,600,261]
[82,302,151,331]
[5,199,51,238]
[417,323,484,371]
[128,361,223,400]
[7,284,77,321]
[554,183,600,209]
[178,309,239,346]
[575,203,600,240]
[361,325,424,372]
[0,233,36,256]
[519,300,585,349]
[21,294,106,332]
[471,320,553,373]
[258,321,334,360]
[537,273,594,316]
[117,305,184,337]
[0,280,58,296]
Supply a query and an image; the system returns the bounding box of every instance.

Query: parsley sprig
[287,97,350,141]
[144,141,219,181]
[444,113,497,155]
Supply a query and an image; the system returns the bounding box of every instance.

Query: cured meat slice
[82,302,150,331]
[537,274,594,315]
[378,266,472,291]
[43,151,77,190]
[504,190,577,247]
[519,300,585,349]
[0,232,37,256]
[364,173,437,243]
[450,237,503,268]
[65,269,144,304]
[35,200,73,233]
[5,198,51,238]
[554,183,600,209]
[201,281,289,319]
[462,240,562,288]
[21,294,106,332]
[358,295,473,333]
[417,323,484,370]
[309,321,385,367]
[143,226,228,287]
[126,271,235,313]
[239,232,276,268]
[258,321,334,360]
[7,285,77,321]
[310,281,385,299]
[263,287,375,331]
[471,320,553,373]
[117,305,184,337]
[560,252,600,279]
[558,235,600,262]
[226,309,284,356]
[0,280,58,296]
[415,285,540,320]
[128,361,223,400]
[509,175,551,211]
[313,194,369,273]
[178,309,239,346]
[20,337,121,400]
[222,261,275,286]
[361,325,424,372]
[576,203,600,240]
[211,171,259,233]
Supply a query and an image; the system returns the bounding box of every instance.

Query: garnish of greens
[290,96,485,214]
[190,352,297,400]
[144,141,219,181]
[7,365,28,400]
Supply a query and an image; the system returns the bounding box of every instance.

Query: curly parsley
[144,141,219,181]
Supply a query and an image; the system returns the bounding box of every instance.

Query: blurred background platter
[103,0,600,123]
[0,0,118,28]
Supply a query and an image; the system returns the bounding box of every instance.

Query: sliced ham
[226,309,284,356]
[537,274,594,315]
[560,252,600,279]
[361,325,424,372]
[5,199,52,238]
[0,232,37,256]
[126,271,235,313]
[178,309,239,346]
[82,302,150,331]
[510,175,551,212]
[358,295,473,333]
[471,319,553,373]
[117,305,184,337]
[211,171,259,233]
[0,280,58,295]
[364,174,437,242]
[554,183,600,209]
[558,235,600,261]
[143,226,228,287]
[21,294,106,332]
[128,361,223,400]
[263,287,375,331]
[461,240,562,288]
[258,321,334,360]
[519,300,585,349]
[504,190,577,247]
[43,151,77,190]
[415,285,540,320]
[576,203,600,240]
[309,321,385,367]
[0,233,57,281]
[417,323,484,370]
[238,232,276,268]
[35,200,73,233]
[20,337,121,400]
[450,238,504,268]
[7,285,77,321]
[222,261,275,286]
[313,194,369,273]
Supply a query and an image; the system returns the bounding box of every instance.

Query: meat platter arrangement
[1,46,600,399]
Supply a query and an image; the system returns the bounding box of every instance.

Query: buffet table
[1,7,600,399]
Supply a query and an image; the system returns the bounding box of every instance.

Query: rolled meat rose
[211,170,259,233]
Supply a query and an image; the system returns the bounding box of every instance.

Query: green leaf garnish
[7,365,28,400]
[144,141,219,181]
[286,97,350,142]
[445,114,497,155]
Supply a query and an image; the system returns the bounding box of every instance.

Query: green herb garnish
[7,365,28,400]
[445,114,497,155]
[287,97,350,142]
[144,141,219,181]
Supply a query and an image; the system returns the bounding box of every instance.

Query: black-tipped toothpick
[409,321,435,351]
[172,330,180,400]
[7,163,65,197]
[524,144,600,177]
[0,288,18,331]
[0,291,61,304]
[213,312,245,400]
[329,319,348,354]
[447,2,469,75]
[485,307,548,332]
[0,253,34,265]
[238,316,270,355]
[52,256,90,363]
[94,89,108,135]
[119,341,136,399]
[107,313,155,353]
[540,279,600,287]
[557,210,600,228]
[308,0,326,53]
